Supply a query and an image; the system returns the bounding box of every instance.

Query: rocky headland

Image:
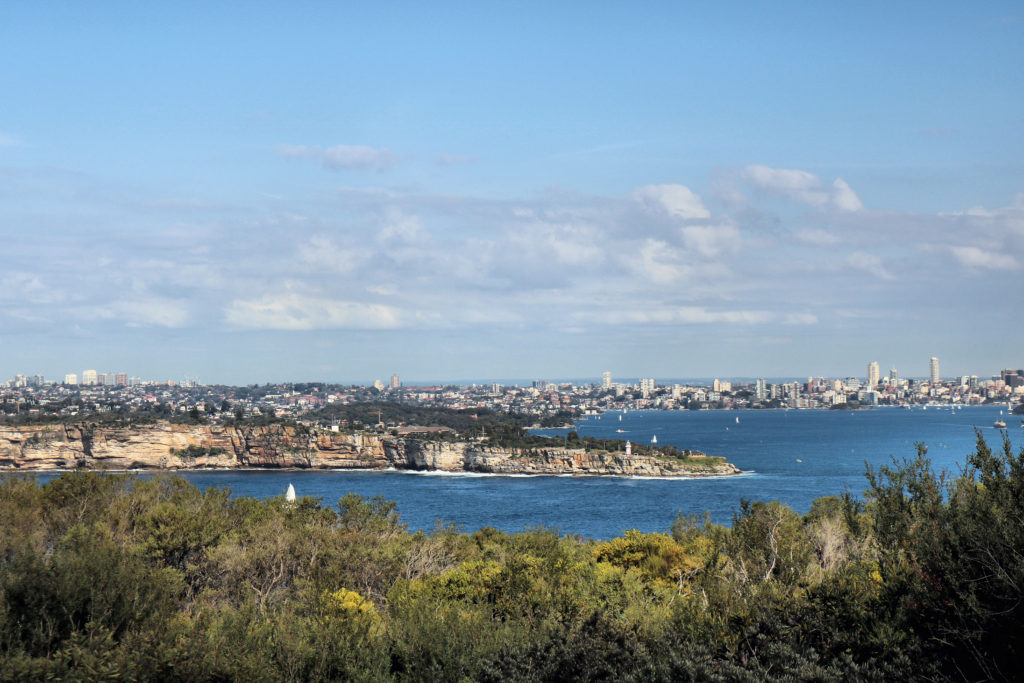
[0,422,740,477]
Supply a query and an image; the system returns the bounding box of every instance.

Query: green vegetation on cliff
[311,401,575,432]
[0,434,1021,680]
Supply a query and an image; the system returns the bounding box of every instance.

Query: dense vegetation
[1,434,1021,681]
[311,401,575,432]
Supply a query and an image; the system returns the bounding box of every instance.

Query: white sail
[735,417,739,424]
[651,435,657,444]
[285,483,296,502]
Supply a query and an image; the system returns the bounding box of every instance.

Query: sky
[1,1,1022,384]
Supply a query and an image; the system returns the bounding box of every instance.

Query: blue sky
[1,1,1022,384]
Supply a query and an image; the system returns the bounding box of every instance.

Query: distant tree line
[311,401,575,433]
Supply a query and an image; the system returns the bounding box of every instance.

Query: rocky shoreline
[0,422,741,478]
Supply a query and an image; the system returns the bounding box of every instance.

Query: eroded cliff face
[0,423,739,477]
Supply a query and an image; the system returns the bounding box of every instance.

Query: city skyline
[1,3,1022,384]
[5,355,1020,389]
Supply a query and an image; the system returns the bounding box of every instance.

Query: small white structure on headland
[625,441,632,456]
[285,483,296,502]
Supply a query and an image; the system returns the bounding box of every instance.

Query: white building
[82,369,98,386]
[64,374,78,385]
[930,357,940,385]
[602,371,612,390]
[867,361,879,388]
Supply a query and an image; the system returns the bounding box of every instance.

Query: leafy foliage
[1,435,1022,680]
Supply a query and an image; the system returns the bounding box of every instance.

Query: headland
[0,421,740,477]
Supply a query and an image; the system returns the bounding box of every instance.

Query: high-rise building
[755,378,767,401]
[639,378,655,398]
[867,361,879,388]
[115,373,127,386]
[82,369,98,386]
[390,374,400,389]
[64,374,78,385]
[712,378,721,392]
[602,371,612,390]
[373,379,385,391]
[929,357,939,385]
[889,368,899,386]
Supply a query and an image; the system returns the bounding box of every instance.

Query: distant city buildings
[2,359,1022,425]
[1001,369,1024,388]
[639,378,655,399]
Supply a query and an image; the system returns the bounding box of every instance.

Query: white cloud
[275,143,399,171]
[298,235,367,274]
[322,145,398,171]
[0,273,64,304]
[92,298,190,328]
[377,210,425,244]
[633,184,711,219]
[742,165,863,212]
[506,222,604,267]
[681,224,740,257]
[831,178,863,212]
[948,246,1020,270]
[794,228,842,246]
[846,251,894,280]
[225,294,402,330]
[783,312,818,325]
[632,239,691,284]
[577,306,773,326]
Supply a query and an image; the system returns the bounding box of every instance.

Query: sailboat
[285,483,296,502]
[735,416,740,424]
[651,435,657,444]
[618,414,622,421]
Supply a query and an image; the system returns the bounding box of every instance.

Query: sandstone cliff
[0,423,740,477]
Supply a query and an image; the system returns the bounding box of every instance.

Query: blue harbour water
[29,406,1021,540]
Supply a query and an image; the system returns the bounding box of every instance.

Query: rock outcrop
[0,423,740,477]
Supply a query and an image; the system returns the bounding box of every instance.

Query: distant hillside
[309,401,574,432]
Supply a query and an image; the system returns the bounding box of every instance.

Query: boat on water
[735,416,739,424]
[618,415,622,421]
[285,483,296,502]
[651,435,657,444]
[994,421,1007,429]
[615,429,627,433]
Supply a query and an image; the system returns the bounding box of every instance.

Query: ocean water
[26,406,1021,540]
